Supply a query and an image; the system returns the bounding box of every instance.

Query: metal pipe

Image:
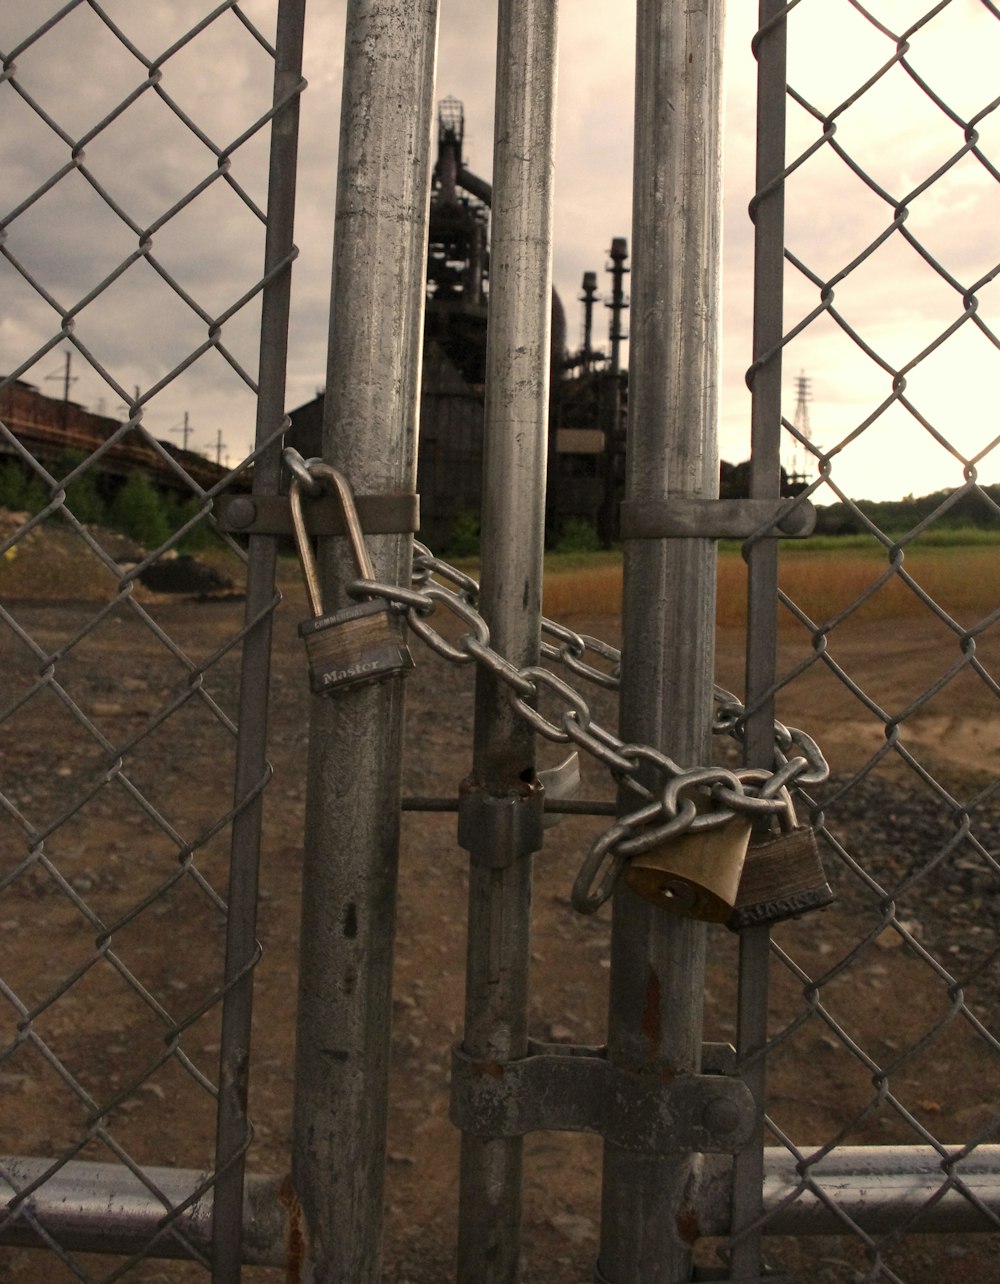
[697,1147,1000,1237]
[5,1148,999,1265]
[581,270,598,371]
[289,3,438,1281]
[211,4,307,1280]
[606,237,629,378]
[455,1,558,1279]
[730,3,789,1278]
[598,239,628,547]
[598,1,726,1280]
[0,1159,287,1266]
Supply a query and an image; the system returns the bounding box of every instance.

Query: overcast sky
[2,0,999,503]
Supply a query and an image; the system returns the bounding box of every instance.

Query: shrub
[109,473,170,547]
[0,462,49,515]
[446,511,480,558]
[553,516,601,554]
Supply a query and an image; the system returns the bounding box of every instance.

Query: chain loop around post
[281,450,829,913]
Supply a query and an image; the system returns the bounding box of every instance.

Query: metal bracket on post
[214,491,420,536]
[450,1041,754,1154]
[619,498,815,540]
[457,782,545,868]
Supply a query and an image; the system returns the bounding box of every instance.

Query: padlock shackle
[288,460,378,619]
[289,478,324,618]
[306,462,377,582]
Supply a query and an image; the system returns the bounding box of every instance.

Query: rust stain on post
[676,1205,701,1245]
[279,1174,307,1284]
[472,1059,505,1079]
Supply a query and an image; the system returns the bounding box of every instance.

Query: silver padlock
[290,465,413,695]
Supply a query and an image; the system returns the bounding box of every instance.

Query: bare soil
[1,538,998,1283]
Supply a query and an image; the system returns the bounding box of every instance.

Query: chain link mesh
[3,2,999,1281]
[1,2,298,1276]
[738,3,1000,1279]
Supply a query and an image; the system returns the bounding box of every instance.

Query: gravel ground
[1,531,998,1282]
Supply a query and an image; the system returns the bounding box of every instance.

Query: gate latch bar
[620,497,815,540]
[450,1041,754,1154]
[215,492,420,536]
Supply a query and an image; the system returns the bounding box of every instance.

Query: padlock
[727,802,833,931]
[290,466,414,695]
[622,814,753,922]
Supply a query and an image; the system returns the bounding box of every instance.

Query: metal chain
[284,453,829,911]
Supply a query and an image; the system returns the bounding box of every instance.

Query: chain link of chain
[355,555,827,912]
[284,455,829,911]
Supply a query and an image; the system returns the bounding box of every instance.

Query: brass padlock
[623,814,753,922]
[290,465,413,695]
[728,802,833,931]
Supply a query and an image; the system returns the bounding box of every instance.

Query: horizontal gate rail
[0,1158,286,1266]
[5,1144,999,1266]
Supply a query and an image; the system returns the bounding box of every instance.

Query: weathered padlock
[290,465,413,695]
[623,814,753,922]
[727,801,833,931]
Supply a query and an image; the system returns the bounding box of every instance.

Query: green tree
[0,462,48,514]
[109,473,170,547]
[58,453,107,526]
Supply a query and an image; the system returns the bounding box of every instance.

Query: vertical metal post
[211,4,307,1281]
[290,3,438,1281]
[455,1,558,1280]
[597,1,725,1281]
[730,3,788,1278]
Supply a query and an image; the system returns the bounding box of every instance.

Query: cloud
[2,1,998,498]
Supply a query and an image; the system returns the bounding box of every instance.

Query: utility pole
[214,430,227,467]
[171,412,193,453]
[45,350,77,430]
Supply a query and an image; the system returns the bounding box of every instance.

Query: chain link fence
[1,1,303,1278]
[733,2,1000,1279]
[1,1,998,1282]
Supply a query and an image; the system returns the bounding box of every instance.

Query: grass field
[541,531,1000,630]
[2,515,997,635]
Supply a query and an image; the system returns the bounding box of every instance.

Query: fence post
[289,2,438,1280]
[597,1,726,1280]
[729,3,788,1277]
[454,1,558,1279]
[210,3,307,1280]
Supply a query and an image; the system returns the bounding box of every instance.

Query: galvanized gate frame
[290,1,765,1280]
[289,2,1000,1281]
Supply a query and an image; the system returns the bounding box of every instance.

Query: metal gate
[1,2,998,1282]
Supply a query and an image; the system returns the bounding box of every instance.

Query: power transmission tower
[790,371,812,486]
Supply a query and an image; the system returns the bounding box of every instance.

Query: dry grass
[3,521,995,636]
[542,556,623,618]
[542,542,999,632]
